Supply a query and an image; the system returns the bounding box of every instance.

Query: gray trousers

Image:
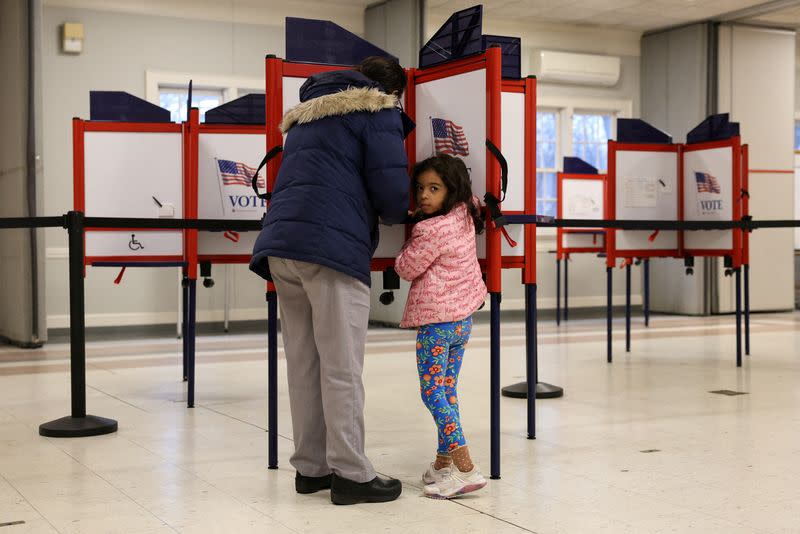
[269,257,376,483]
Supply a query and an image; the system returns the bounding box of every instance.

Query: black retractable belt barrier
[4,211,800,440]
[39,211,118,437]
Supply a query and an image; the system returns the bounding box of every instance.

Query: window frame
[145,69,263,114]
[535,96,633,244]
[536,108,560,220]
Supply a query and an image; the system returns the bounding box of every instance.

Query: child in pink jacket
[395,154,488,499]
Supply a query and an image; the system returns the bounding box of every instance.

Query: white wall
[41,3,364,329]
[716,24,795,312]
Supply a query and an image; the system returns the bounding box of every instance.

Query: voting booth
[557,163,605,256]
[260,6,539,479]
[73,92,188,266]
[554,157,607,324]
[196,94,267,264]
[604,116,750,363]
[606,120,681,266]
[682,116,747,269]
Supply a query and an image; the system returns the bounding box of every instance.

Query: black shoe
[330,474,402,505]
[295,472,332,494]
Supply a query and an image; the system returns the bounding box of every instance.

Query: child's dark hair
[355,56,407,97]
[412,154,485,234]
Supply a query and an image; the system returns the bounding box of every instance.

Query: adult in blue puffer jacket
[250,57,410,505]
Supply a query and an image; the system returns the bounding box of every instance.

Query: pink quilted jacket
[395,202,487,328]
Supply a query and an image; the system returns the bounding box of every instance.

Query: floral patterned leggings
[416,317,472,454]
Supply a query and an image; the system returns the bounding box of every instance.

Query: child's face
[415,170,448,215]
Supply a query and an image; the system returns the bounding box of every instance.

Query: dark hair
[355,56,407,98]
[412,154,484,234]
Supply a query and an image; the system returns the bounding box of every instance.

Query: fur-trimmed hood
[280,86,397,134]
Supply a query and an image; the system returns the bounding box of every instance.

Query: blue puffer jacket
[250,70,410,287]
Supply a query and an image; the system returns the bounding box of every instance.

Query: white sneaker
[422,462,451,485]
[423,465,487,499]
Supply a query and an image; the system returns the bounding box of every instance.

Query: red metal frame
[484,48,503,293]
[742,144,750,266]
[73,118,186,267]
[413,51,503,290]
[195,123,265,265]
[185,109,200,279]
[495,78,536,279]
[522,76,536,284]
[606,141,682,268]
[261,53,520,293]
[682,136,743,267]
[557,172,607,260]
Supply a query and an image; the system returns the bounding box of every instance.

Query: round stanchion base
[39,415,118,438]
[501,381,564,399]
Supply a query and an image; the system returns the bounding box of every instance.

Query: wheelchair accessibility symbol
[128,234,144,251]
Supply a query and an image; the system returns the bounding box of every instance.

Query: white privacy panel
[86,231,183,257]
[197,132,266,257]
[683,146,733,250]
[416,68,487,258]
[474,222,524,258]
[562,178,604,222]
[282,76,305,113]
[374,224,406,258]
[500,91,525,212]
[564,232,604,249]
[281,74,408,261]
[614,149,679,251]
[416,69,487,198]
[84,131,183,258]
[84,132,183,218]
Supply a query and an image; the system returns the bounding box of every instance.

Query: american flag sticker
[217,158,265,189]
[431,117,469,156]
[215,158,267,216]
[694,172,721,194]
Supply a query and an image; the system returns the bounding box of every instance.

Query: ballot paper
[623,176,657,208]
[567,194,601,218]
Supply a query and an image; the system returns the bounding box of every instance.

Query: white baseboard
[501,295,643,311]
[47,307,268,329]
[47,296,645,328]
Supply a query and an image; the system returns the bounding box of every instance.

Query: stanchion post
[607,267,612,363]
[187,279,196,408]
[526,284,537,439]
[735,267,742,367]
[644,258,650,327]
[182,274,188,382]
[625,262,631,353]
[555,259,561,325]
[490,292,501,480]
[564,256,569,322]
[744,264,750,356]
[267,288,278,469]
[39,211,118,437]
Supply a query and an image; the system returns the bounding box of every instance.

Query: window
[145,70,263,123]
[572,112,612,172]
[536,110,558,217]
[795,120,800,150]
[159,88,223,123]
[534,97,631,236]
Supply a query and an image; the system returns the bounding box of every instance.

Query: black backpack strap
[484,139,508,228]
[485,139,508,202]
[251,145,283,200]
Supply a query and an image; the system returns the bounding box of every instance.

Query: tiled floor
[1,312,800,533]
